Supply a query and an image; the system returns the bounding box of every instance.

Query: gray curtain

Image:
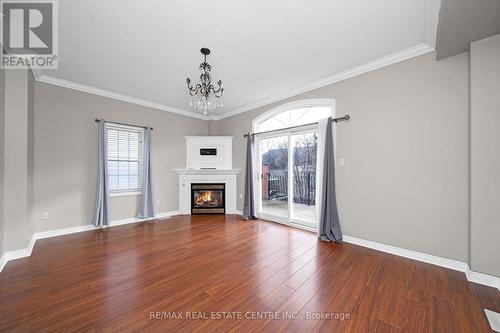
[138,128,155,219]
[92,119,110,227]
[319,120,343,242]
[242,135,256,220]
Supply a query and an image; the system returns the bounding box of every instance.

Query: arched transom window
[254,101,334,132]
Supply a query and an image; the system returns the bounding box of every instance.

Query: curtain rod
[94,119,153,130]
[243,115,350,137]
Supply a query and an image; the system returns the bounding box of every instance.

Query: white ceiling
[37,0,440,119]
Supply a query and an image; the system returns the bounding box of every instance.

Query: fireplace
[191,183,225,214]
[174,136,240,214]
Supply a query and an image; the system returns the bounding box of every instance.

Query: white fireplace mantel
[173,169,241,175]
[175,171,240,214]
[174,136,240,215]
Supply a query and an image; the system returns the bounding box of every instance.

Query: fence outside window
[263,170,316,206]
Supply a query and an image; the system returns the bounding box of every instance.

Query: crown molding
[210,43,434,120]
[35,43,433,122]
[35,75,210,120]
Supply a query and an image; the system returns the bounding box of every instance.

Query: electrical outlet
[339,158,345,166]
[239,193,243,200]
[41,212,49,220]
[156,199,161,206]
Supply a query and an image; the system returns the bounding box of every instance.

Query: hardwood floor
[0,214,498,332]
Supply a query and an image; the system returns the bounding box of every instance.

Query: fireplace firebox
[191,183,225,214]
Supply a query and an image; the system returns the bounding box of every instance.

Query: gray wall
[0,68,5,257]
[208,120,218,136]
[216,51,469,263]
[470,33,500,277]
[3,69,35,251]
[4,47,496,278]
[34,83,208,232]
[436,0,500,59]
[28,70,35,244]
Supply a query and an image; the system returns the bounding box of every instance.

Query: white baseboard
[0,254,7,272]
[0,211,179,272]
[3,236,37,262]
[156,211,180,219]
[467,269,500,290]
[485,309,500,332]
[108,216,154,227]
[1,213,498,291]
[343,235,499,291]
[35,224,97,240]
[0,236,37,272]
[105,211,180,227]
[343,236,468,272]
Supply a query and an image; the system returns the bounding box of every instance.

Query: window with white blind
[106,123,144,193]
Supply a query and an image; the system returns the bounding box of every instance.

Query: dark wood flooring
[0,215,498,332]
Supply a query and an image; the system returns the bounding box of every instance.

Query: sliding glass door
[291,131,317,227]
[257,127,318,229]
[259,135,289,220]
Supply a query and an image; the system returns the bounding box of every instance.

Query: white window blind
[106,123,144,192]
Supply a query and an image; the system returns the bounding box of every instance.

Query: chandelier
[186,48,223,114]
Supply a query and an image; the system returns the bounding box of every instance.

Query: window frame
[252,99,335,232]
[252,98,336,133]
[105,122,145,196]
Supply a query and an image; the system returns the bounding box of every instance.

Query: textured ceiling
[38,0,440,118]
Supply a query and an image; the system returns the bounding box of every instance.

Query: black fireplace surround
[191,183,225,214]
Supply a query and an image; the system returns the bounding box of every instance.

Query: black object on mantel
[200,167,217,170]
[200,148,217,155]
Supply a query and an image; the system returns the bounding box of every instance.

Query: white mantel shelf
[173,169,241,175]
